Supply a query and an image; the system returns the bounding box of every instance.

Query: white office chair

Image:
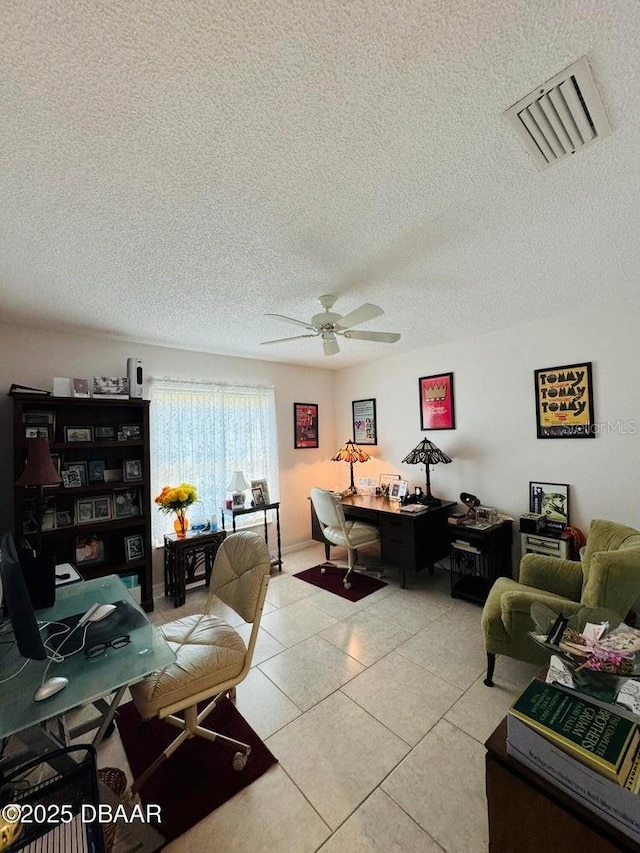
[310,488,381,589]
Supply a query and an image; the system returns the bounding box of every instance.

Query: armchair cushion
[519,554,583,601]
[582,547,640,614]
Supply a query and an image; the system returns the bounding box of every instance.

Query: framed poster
[352,398,377,445]
[294,403,318,449]
[419,373,456,430]
[534,362,595,438]
[529,481,570,529]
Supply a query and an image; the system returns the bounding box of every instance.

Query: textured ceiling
[1,1,639,369]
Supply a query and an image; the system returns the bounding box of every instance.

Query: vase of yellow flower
[155,483,198,538]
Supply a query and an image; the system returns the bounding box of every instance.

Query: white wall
[334,301,640,542]
[0,323,337,554]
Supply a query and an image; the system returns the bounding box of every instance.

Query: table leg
[275,506,282,571]
[175,552,186,607]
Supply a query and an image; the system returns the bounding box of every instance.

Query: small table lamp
[227,471,250,507]
[402,438,451,505]
[16,437,62,555]
[331,440,371,495]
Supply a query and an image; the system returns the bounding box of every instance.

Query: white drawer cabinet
[520,532,569,560]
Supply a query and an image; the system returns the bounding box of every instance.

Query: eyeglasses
[85,635,131,659]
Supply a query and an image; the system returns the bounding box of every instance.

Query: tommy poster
[534,362,595,438]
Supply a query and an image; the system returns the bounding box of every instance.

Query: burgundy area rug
[294,563,387,601]
[116,698,277,844]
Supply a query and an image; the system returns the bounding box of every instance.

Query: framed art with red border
[419,372,456,430]
[294,402,319,449]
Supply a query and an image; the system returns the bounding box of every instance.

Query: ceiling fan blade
[342,330,401,343]
[265,313,315,330]
[261,334,318,345]
[335,303,384,330]
[323,337,340,356]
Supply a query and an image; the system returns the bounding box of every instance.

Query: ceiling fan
[261,294,401,356]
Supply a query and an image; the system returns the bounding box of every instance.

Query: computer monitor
[0,532,48,660]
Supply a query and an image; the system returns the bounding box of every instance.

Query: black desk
[310,495,456,588]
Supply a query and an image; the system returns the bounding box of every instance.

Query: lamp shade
[331,440,371,464]
[401,438,452,467]
[16,438,61,487]
[227,471,250,493]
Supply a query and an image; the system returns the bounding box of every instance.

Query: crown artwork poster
[419,373,456,430]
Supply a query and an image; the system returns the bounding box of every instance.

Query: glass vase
[173,510,189,537]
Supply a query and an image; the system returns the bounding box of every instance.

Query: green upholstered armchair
[481,519,640,686]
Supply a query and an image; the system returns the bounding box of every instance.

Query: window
[149,379,278,543]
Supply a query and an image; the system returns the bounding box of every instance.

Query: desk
[163,529,227,607]
[0,575,174,770]
[221,502,282,572]
[310,495,456,588]
[485,717,638,852]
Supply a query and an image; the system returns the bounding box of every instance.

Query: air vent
[504,56,611,170]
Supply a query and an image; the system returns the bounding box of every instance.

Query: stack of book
[507,679,640,843]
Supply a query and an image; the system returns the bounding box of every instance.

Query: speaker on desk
[20,552,56,609]
[127,358,143,398]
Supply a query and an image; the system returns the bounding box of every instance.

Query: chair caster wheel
[321,566,326,574]
[233,752,247,771]
[344,582,351,590]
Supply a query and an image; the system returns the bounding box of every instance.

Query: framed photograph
[251,486,265,507]
[61,469,82,488]
[123,459,142,482]
[124,534,144,563]
[75,533,105,566]
[389,480,408,501]
[94,425,116,440]
[56,510,73,528]
[294,403,318,449]
[93,496,112,521]
[352,398,377,445]
[232,493,246,509]
[65,462,88,486]
[75,499,95,525]
[41,508,56,530]
[104,468,122,483]
[251,478,270,505]
[534,362,595,439]
[379,474,400,495]
[88,460,105,483]
[25,426,50,439]
[72,378,90,398]
[118,424,142,441]
[529,482,570,528]
[64,426,93,443]
[419,373,456,430]
[113,489,141,519]
[93,376,129,398]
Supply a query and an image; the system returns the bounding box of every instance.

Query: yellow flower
[155,483,198,514]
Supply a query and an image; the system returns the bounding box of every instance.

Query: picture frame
[93,496,112,521]
[93,376,129,399]
[389,479,408,501]
[25,426,51,439]
[41,508,56,530]
[251,478,270,505]
[56,510,73,528]
[379,473,401,495]
[88,460,105,483]
[72,378,90,398]
[64,426,93,443]
[23,411,55,440]
[419,372,456,430]
[113,489,141,519]
[251,486,265,507]
[294,403,318,449]
[232,493,246,509]
[123,459,142,482]
[352,398,377,445]
[65,462,88,486]
[534,362,595,439]
[118,424,142,441]
[75,533,105,566]
[75,498,96,525]
[124,534,144,563]
[94,425,116,440]
[529,482,570,529]
[61,469,82,488]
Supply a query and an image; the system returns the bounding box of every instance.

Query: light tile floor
[99,543,538,852]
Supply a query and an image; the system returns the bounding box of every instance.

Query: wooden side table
[220,502,282,572]
[163,529,227,607]
[448,520,513,604]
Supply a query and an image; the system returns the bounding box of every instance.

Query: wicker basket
[98,767,127,853]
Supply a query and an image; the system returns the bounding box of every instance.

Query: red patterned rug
[294,563,387,601]
[117,697,277,844]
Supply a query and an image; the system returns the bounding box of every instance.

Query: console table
[220,501,282,572]
[486,717,638,852]
[309,495,456,588]
[164,529,227,607]
[448,520,512,604]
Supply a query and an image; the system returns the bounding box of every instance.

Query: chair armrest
[582,548,640,615]
[518,554,583,601]
[500,588,582,636]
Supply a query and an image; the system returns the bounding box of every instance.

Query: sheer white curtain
[149,378,279,543]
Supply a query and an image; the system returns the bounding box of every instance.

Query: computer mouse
[89,604,117,622]
[33,676,68,702]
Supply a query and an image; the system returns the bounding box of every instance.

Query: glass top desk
[0,575,174,765]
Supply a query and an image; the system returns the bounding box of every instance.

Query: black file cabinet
[448,520,513,604]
